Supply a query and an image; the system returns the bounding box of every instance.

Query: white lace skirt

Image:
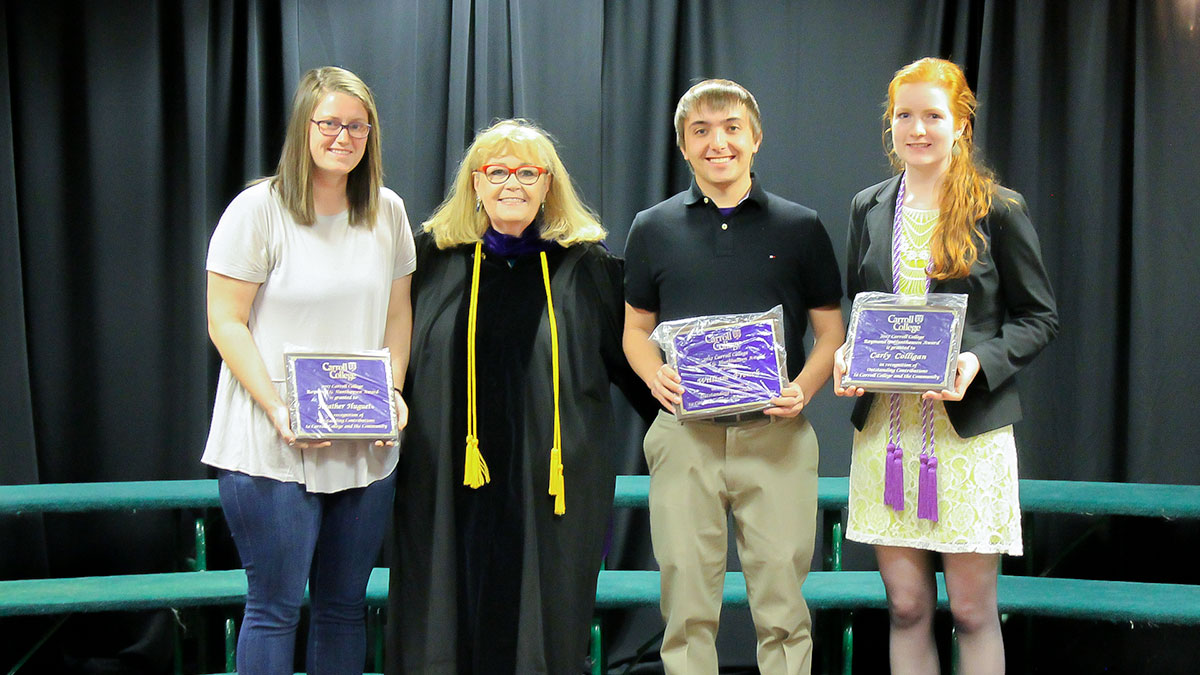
[846,395,1023,555]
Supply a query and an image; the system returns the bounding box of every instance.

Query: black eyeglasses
[477,164,549,185]
[310,119,371,139]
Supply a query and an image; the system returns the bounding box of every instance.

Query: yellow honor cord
[460,243,562,514]
[540,251,565,515]
[463,242,490,488]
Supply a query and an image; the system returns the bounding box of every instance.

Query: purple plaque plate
[651,306,789,421]
[285,352,396,440]
[842,293,968,393]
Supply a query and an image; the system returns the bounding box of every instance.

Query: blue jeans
[218,470,395,675]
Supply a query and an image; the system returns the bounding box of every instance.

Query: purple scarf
[481,220,560,258]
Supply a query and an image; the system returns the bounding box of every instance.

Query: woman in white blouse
[202,66,414,675]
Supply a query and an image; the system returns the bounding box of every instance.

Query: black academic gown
[386,231,650,675]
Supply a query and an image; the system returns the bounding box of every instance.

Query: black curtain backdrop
[2,1,1198,672]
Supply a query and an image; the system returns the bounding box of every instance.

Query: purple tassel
[918,453,939,522]
[884,442,904,510]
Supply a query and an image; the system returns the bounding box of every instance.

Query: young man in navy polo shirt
[623,79,844,675]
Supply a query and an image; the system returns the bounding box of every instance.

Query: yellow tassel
[541,252,565,516]
[463,434,490,489]
[462,242,489,490]
[549,448,564,515]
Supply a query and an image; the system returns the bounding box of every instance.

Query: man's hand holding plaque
[284,348,400,442]
[649,306,789,421]
[764,380,806,418]
[836,292,968,395]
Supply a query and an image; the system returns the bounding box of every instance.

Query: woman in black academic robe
[385,119,652,675]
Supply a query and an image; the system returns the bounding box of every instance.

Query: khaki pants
[644,410,819,675]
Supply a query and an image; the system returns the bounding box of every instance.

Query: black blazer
[847,174,1059,438]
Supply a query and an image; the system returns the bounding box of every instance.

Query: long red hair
[884,57,995,280]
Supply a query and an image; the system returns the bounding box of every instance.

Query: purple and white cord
[884,173,939,522]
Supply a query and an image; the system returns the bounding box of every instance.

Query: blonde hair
[884,57,995,280]
[423,119,605,249]
[270,66,383,227]
[674,78,763,149]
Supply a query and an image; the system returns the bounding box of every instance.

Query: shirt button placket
[716,218,734,256]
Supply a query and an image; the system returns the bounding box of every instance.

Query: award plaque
[284,350,397,440]
[841,292,968,394]
[650,305,789,421]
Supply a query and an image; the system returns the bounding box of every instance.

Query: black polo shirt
[624,177,843,378]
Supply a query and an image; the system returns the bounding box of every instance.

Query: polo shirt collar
[685,173,769,209]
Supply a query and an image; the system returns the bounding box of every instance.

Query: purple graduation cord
[884,173,939,522]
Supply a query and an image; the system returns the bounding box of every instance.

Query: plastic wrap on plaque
[284,348,397,440]
[841,292,968,394]
[649,306,788,421]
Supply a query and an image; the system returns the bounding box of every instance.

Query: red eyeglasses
[477,164,549,185]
